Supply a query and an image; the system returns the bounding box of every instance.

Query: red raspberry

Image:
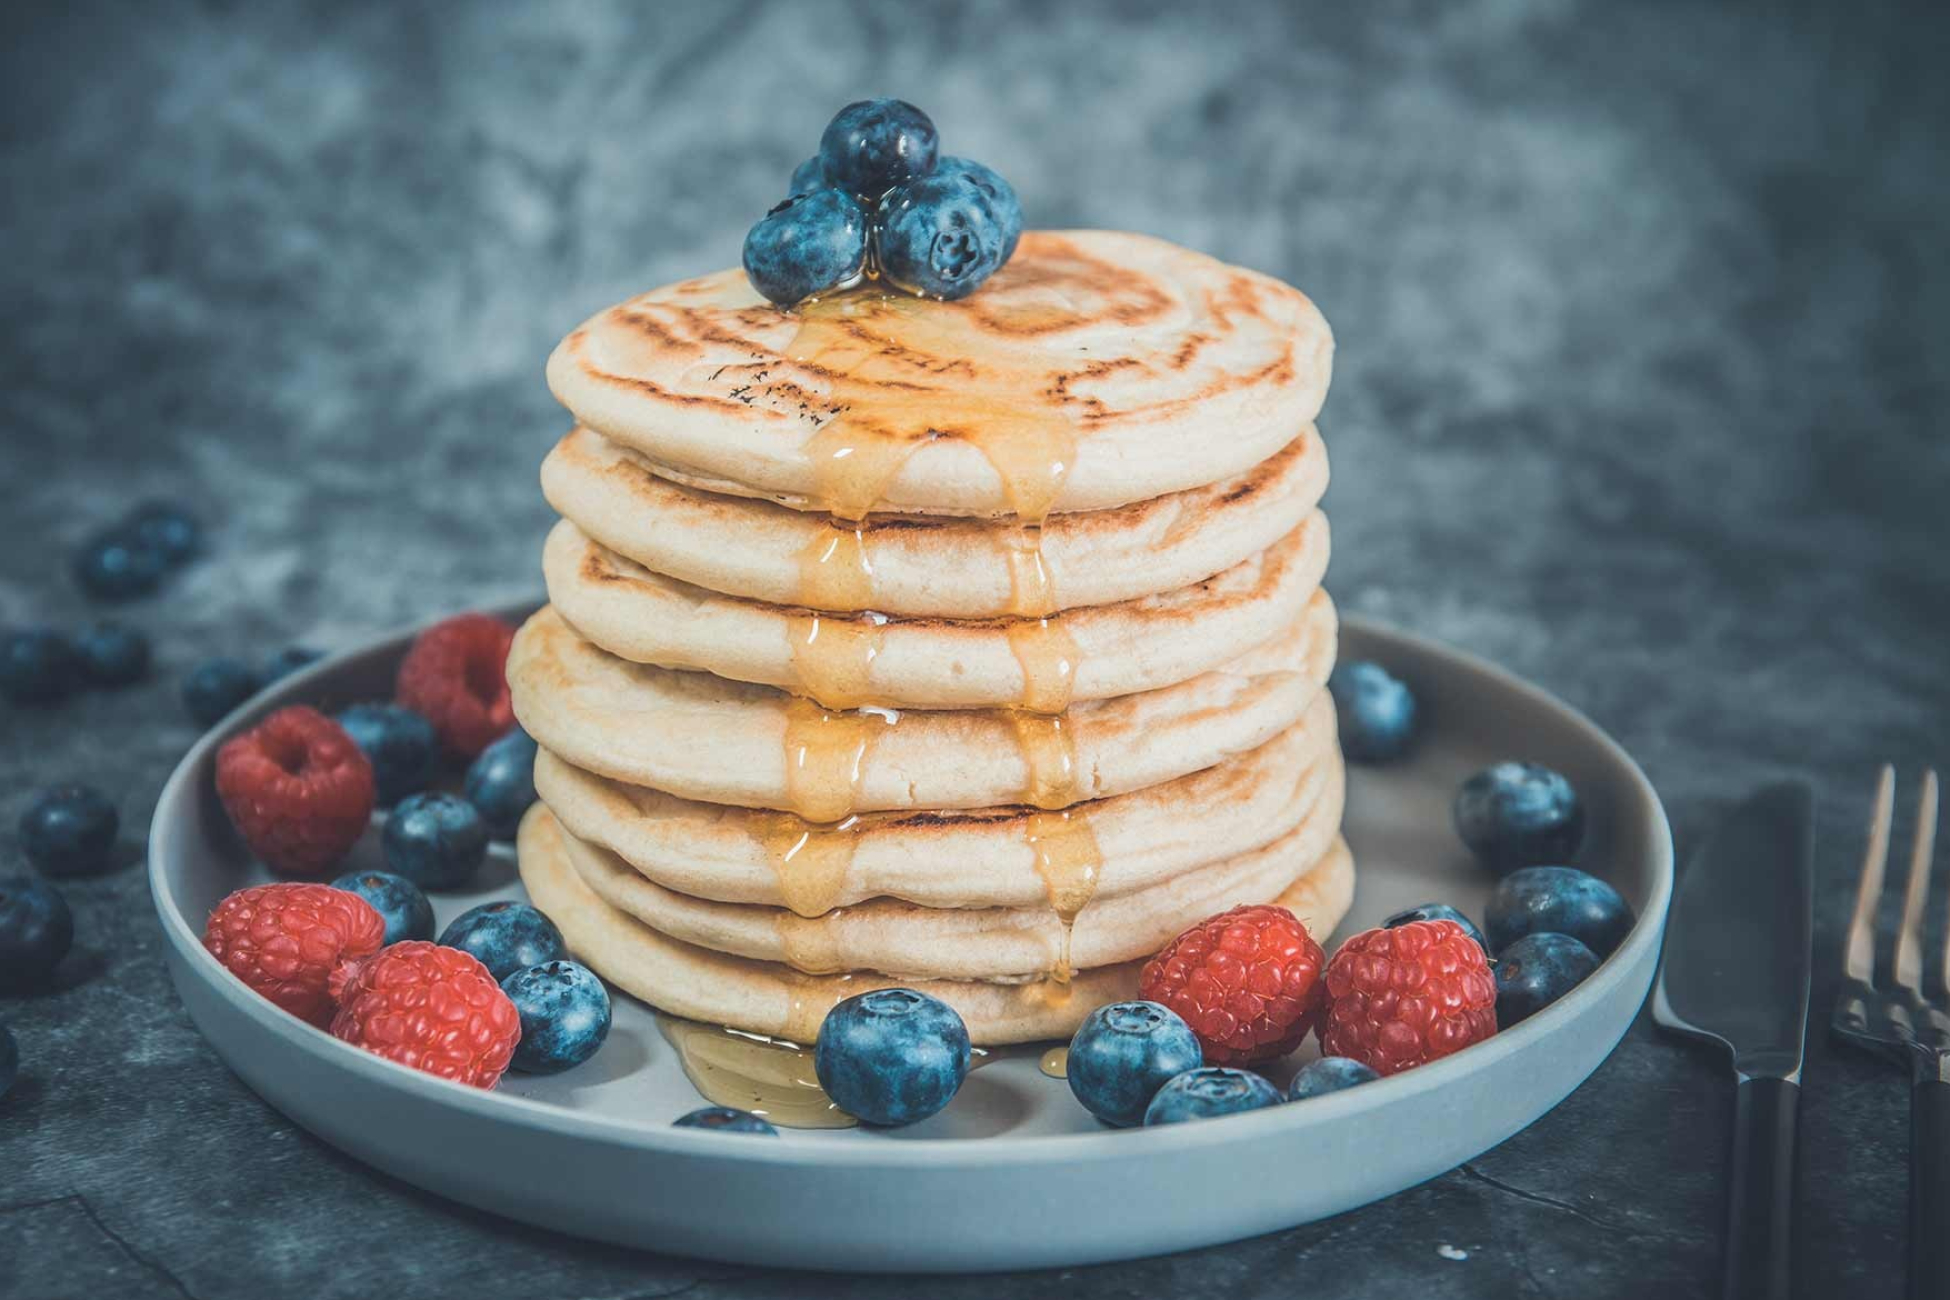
[1319,919,1498,1075]
[1139,904,1328,1066]
[394,613,516,760]
[216,706,376,877]
[202,883,386,1026]
[330,941,520,1088]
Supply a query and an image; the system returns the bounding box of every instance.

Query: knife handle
[1725,1075,1797,1300]
[1913,1077,1950,1300]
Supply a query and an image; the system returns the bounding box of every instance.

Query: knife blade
[1654,781,1814,1078]
[1654,781,1814,1300]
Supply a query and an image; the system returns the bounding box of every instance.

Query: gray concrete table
[3,2,1943,1296]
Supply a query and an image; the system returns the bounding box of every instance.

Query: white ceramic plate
[150,606,1671,1272]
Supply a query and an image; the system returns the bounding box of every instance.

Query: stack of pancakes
[513,230,1352,1045]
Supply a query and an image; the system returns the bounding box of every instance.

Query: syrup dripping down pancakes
[514,229,1349,1046]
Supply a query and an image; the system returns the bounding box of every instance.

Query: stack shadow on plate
[512,230,1352,1045]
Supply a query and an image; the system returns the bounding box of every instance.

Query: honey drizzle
[1039,1045,1071,1079]
[781,290,1104,986]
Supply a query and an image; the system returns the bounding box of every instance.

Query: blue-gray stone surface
[2,2,1945,1297]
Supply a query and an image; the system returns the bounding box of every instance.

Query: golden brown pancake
[545,231,1334,519]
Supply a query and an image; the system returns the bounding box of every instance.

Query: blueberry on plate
[742,188,871,307]
[0,876,74,991]
[464,726,538,839]
[439,900,566,981]
[124,499,202,565]
[1,629,82,706]
[502,960,611,1074]
[878,171,1013,301]
[18,785,119,877]
[383,792,489,890]
[71,527,167,601]
[1493,932,1599,1028]
[674,1106,778,1135]
[0,1024,16,1101]
[1485,865,1635,958]
[1288,1055,1380,1101]
[788,153,826,196]
[1454,761,1585,873]
[329,869,435,945]
[1328,660,1419,763]
[818,97,938,198]
[261,646,323,685]
[335,703,439,805]
[933,156,1023,262]
[1383,903,1489,957]
[74,621,150,688]
[1066,1000,1204,1128]
[1143,1066,1282,1125]
[181,656,261,728]
[814,988,970,1127]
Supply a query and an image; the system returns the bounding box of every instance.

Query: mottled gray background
[3,1,1947,1297]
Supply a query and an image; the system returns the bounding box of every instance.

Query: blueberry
[878,172,1014,301]
[71,527,167,601]
[464,726,538,839]
[439,900,565,980]
[817,98,938,198]
[124,500,202,565]
[181,656,261,728]
[814,988,970,1127]
[1142,1067,1283,1125]
[0,1025,15,1101]
[1288,1056,1380,1101]
[1493,932,1600,1028]
[329,870,435,945]
[1383,903,1489,957]
[502,960,611,1073]
[1329,660,1419,763]
[788,153,826,196]
[934,157,1023,262]
[1066,1000,1204,1128]
[1,630,82,706]
[0,876,73,990]
[674,1106,778,1135]
[1454,761,1585,873]
[261,646,323,685]
[742,189,871,307]
[335,704,439,805]
[73,622,150,688]
[383,792,489,889]
[1485,866,1635,958]
[18,785,119,877]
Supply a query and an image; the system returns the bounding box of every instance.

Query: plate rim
[149,604,1674,1170]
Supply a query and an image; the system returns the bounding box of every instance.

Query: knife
[1653,782,1814,1300]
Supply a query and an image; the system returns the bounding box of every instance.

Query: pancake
[508,593,1337,819]
[533,707,1342,913]
[554,788,1353,981]
[520,804,1352,1045]
[545,231,1334,519]
[540,424,1329,619]
[543,512,1330,711]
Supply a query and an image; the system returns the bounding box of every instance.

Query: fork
[1832,766,1949,1300]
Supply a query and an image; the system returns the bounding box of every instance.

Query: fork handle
[1913,1077,1950,1300]
[1725,1075,1798,1300]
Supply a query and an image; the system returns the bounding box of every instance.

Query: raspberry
[1319,919,1498,1076]
[202,883,385,1026]
[330,941,520,1088]
[394,614,516,760]
[215,706,376,877]
[1138,904,1327,1066]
